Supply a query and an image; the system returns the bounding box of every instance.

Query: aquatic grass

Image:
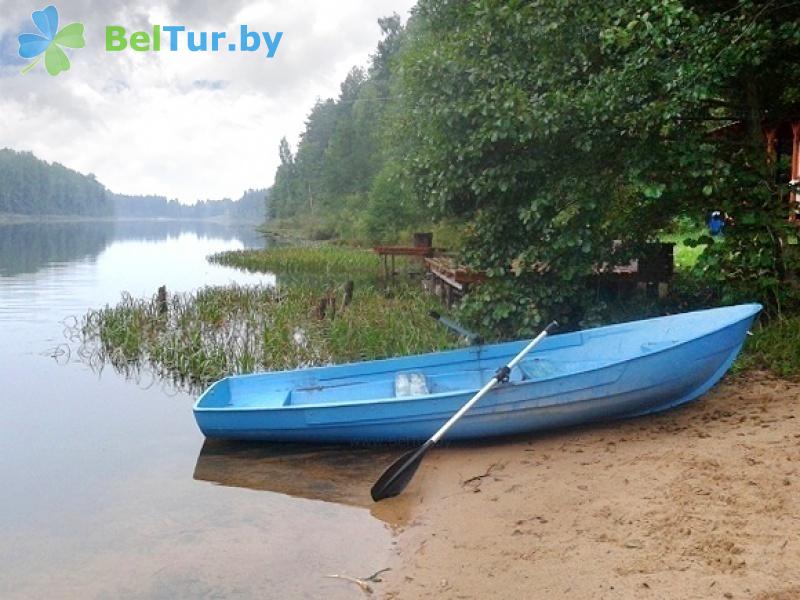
[325,286,454,361]
[80,282,459,391]
[209,246,380,279]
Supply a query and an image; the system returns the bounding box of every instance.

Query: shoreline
[0,213,258,225]
[375,371,800,599]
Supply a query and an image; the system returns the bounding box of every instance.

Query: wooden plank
[428,266,465,291]
[373,246,435,256]
[422,244,673,290]
[424,257,487,285]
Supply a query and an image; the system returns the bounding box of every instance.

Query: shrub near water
[735,317,800,379]
[81,283,457,390]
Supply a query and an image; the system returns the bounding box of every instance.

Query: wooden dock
[422,257,485,306]
[422,243,674,306]
[374,234,674,306]
[373,245,436,279]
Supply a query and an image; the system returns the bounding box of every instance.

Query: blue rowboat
[193,303,761,443]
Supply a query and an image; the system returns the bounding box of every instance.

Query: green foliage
[261,1,800,344]
[0,148,111,217]
[458,276,551,339]
[658,217,709,270]
[393,0,800,329]
[736,316,800,379]
[362,163,420,242]
[660,230,707,270]
[267,15,438,242]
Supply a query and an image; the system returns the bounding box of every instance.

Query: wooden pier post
[156,285,168,316]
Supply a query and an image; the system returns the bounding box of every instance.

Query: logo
[104,26,282,58]
[18,5,85,76]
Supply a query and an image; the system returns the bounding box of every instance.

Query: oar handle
[429,320,557,444]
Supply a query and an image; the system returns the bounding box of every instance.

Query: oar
[371,320,558,502]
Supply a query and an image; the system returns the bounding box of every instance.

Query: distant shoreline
[0,213,261,225]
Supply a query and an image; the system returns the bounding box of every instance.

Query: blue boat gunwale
[194,303,762,414]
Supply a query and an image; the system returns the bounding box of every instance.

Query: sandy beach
[371,372,800,599]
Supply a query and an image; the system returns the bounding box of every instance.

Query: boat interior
[196,304,757,410]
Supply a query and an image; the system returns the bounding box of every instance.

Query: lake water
[0,221,399,599]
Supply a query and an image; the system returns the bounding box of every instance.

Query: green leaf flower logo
[18,5,85,76]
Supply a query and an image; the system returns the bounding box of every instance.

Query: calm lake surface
[0,220,396,599]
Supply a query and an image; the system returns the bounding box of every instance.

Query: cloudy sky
[0,0,416,202]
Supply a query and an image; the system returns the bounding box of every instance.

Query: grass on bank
[83,239,800,388]
[660,232,707,270]
[210,246,380,278]
[260,216,466,253]
[81,283,459,390]
[736,316,800,379]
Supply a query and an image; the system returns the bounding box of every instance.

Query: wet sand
[377,372,800,599]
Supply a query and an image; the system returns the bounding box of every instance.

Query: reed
[209,246,380,278]
[80,283,458,390]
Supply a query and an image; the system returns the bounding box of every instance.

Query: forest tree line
[0,149,111,217]
[0,148,266,222]
[268,14,420,242]
[112,188,267,221]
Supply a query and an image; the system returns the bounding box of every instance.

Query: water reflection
[112,219,267,246]
[0,219,267,277]
[0,219,394,599]
[0,221,113,276]
[194,439,410,524]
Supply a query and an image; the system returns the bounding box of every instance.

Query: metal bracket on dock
[429,311,483,346]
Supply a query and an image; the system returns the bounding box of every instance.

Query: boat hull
[194,304,760,443]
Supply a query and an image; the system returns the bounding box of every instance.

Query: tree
[266,15,417,239]
[0,149,112,217]
[393,0,800,333]
[270,137,296,218]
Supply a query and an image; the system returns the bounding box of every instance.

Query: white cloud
[0,0,416,202]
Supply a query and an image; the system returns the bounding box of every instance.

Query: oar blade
[371,440,433,502]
